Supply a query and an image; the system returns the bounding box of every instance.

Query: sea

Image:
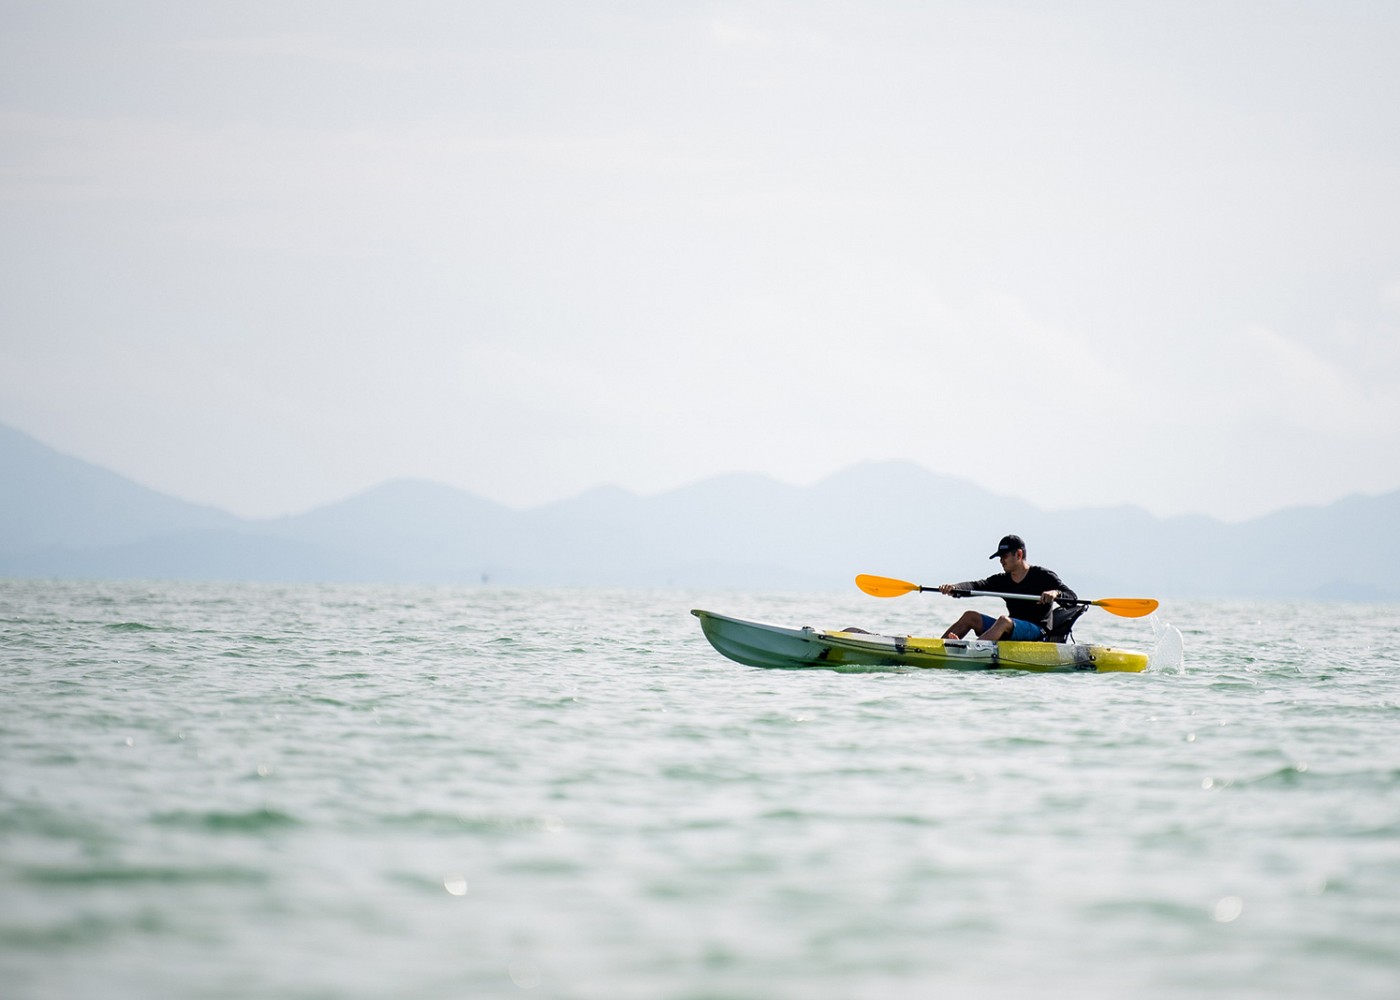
[2,579,1398,1000]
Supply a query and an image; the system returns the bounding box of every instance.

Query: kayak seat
[1042,604,1089,643]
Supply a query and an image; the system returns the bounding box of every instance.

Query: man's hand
[1039,589,1060,604]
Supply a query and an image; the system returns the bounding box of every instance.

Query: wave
[151,808,300,833]
[19,864,268,886]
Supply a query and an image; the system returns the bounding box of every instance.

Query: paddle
[854,574,1159,618]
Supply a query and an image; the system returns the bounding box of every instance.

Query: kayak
[691,609,1148,673]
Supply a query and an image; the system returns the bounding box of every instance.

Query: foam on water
[1,580,1399,999]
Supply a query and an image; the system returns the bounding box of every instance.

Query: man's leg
[943,611,987,639]
[978,615,1014,641]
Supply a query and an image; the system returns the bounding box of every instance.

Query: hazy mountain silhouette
[0,423,239,551]
[0,422,1394,599]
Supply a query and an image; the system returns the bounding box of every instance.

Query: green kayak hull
[692,609,1148,673]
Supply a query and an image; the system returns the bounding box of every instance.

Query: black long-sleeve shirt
[956,566,1077,629]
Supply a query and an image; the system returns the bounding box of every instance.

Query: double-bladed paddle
[854,574,1159,618]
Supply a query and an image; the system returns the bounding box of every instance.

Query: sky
[2,0,1399,523]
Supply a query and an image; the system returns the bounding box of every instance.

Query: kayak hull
[691,609,1148,674]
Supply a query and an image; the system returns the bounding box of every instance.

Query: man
[938,534,1077,642]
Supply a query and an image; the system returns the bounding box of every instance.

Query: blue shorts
[976,614,1045,642]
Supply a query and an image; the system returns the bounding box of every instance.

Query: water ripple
[1,581,1397,999]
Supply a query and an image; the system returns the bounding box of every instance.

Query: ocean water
[2,580,1398,1000]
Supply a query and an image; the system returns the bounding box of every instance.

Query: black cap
[989,534,1026,559]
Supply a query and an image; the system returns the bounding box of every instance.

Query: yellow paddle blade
[1091,598,1159,618]
[855,574,923,598]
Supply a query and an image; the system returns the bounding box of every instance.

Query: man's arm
[1041,569,1077,603]
[939,576,992,595]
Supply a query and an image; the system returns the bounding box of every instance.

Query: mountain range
[1,422,1395,599]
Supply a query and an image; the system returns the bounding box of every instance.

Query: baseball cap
[989,534,1026,559]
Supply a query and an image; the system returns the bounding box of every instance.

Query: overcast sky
[3,0,1398,522]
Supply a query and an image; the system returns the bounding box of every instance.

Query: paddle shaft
[949,588,1068,604]
[882,585,1064,601]
[869,583,1066,603]
[949,588,1157,617]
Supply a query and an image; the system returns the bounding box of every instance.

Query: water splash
[1149,617,1186,673]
